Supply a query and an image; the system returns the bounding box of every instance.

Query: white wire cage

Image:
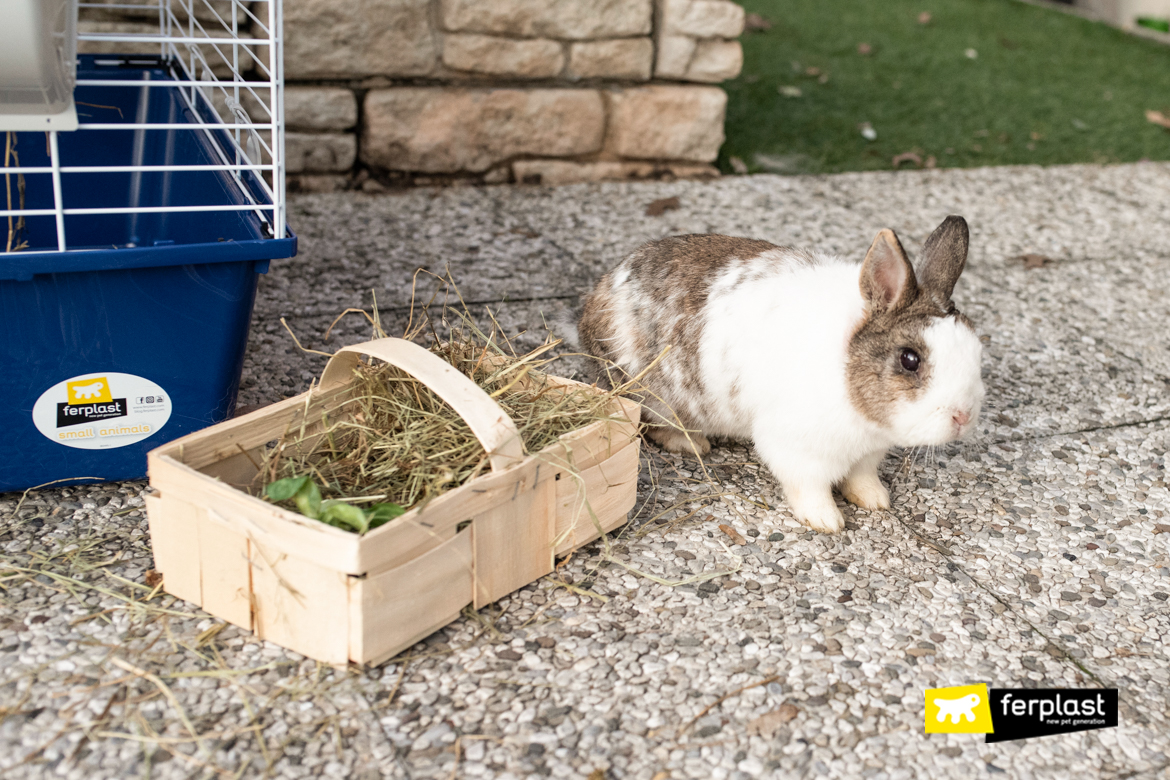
[1,0,287,254]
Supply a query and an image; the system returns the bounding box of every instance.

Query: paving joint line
[1008,414,1170,444]
[891,510,1109,685]
[969,250,1170,395]
[894,512,1162,730]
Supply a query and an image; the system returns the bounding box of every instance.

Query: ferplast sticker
[32,372,171,450]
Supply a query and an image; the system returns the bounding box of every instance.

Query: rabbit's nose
[952,410,971,427]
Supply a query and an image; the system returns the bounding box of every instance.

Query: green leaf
[293,479,322,520]
[266,476,308,502]
[320,501,369,534]
[268,478,403,534]
[367,503,406,529]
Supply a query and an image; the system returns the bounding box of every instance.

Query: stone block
[79,0,247,23]
[77,21,159,55]
[685,39,743,82]
[656,35,741,82]
[512,159,718,185]
[363,88,605,173]
[655,34,697,79]
[288,174,352,193]
[440,0,651,39]
[442,34,565,78]
[282,0,435,78]
[285,132,357,173]
[660,0,746,38]
[286,88,358,132]
[605,86,726,162]
[78,21,251,77]
[568,39,653,80]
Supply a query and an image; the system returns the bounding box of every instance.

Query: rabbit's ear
[860,228,917,313]
[918,215,969,304]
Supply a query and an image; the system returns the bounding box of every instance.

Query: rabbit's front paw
[785,485,845,534]
[840,474,890,511]
[647,427,711,457]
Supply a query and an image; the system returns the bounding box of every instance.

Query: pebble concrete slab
[2,163,1168,779]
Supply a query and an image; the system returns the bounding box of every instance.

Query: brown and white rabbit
[578,216,984,533]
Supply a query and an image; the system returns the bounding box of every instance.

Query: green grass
[722,0,1170,174]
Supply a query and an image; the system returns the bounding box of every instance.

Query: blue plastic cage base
[1,55,296,493]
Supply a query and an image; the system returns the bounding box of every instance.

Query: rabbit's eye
[899,348,921,372]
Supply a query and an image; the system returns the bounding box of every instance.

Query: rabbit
[578,215,984,533]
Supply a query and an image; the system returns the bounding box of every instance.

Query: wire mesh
[2,0,285,252]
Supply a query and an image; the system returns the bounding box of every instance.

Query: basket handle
[319,338,525,473]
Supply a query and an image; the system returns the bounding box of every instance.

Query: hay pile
[254,322,623,528]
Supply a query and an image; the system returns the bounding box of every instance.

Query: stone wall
[79,0,746,188]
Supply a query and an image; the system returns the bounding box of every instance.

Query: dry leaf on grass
[857,42,872,55]
[719,524,747,546]
[645,196,681,216]
[144,569,163,588]
[1020,253,1056,269]
[746,704,800,738]
[918,11,933,24]
[745,12,772,31]
[1146,110,1170,129]
[892,151,923,168]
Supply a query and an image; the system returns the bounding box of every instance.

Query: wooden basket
[145,338,640,666]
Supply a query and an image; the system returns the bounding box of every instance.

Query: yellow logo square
[925,684,994,734]
[66,377,113,405]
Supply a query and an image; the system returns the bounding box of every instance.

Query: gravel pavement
[2,163,1169,779]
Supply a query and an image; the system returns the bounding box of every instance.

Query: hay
[254,308,627,529]
[4,131,29,253]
